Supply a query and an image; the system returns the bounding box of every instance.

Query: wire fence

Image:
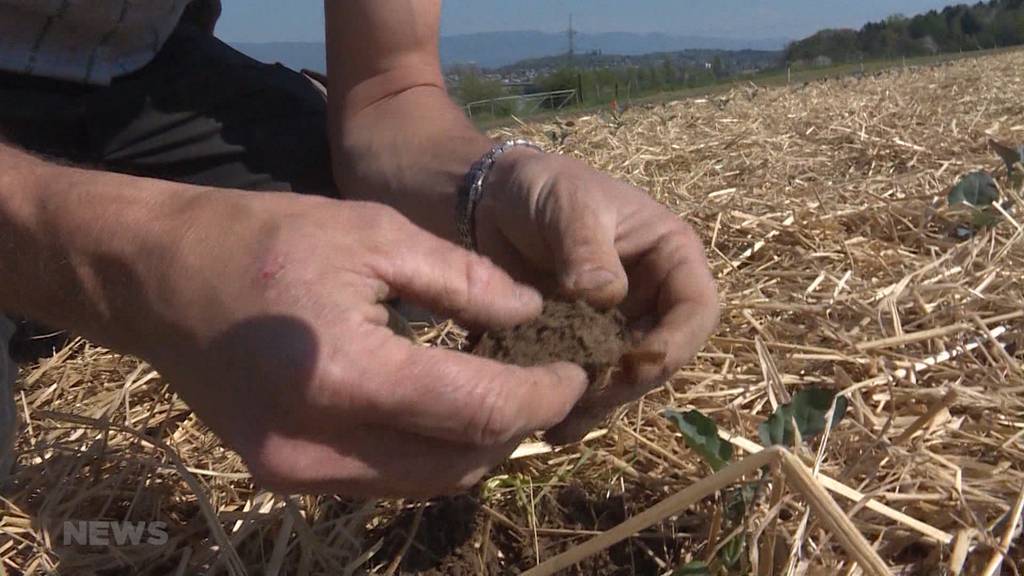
[464,89,579,118]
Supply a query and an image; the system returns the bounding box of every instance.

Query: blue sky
[218,1,958,43]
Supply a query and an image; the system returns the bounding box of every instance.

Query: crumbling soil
[473,300,629,393]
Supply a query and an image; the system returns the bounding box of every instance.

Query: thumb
[371,219,542,329]
[540,185,628,308]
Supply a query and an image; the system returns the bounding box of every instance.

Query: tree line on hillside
[786,0,1024,64]
[531,60,724,100]
[453,53,774,115]
[455,62,722,115]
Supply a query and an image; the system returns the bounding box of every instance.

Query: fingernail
[516,285,543,308]
[572,268,617,292]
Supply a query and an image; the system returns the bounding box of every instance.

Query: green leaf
[949,171,999,208]
[724,483,759,523]
[758,404,793,447]
[664,410,733,471]
[971,207,1002,229]
[719,535,745,569]
[674,562,712,576]
[757,388,848,447]
[792,388,849,437]
[673,561,712,576]
[989,139,1024,174]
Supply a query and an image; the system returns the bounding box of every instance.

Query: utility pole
[567,14,576,67]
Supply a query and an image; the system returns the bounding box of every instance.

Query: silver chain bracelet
[456,139,542,251]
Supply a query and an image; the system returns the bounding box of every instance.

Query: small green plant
[947,171,1007,238]
[663,410,733,472]
[948,171,999,208]
[989,138,1024,175]
[945,138,1024,239]
[758,388,849,448]
[662,387,848,574]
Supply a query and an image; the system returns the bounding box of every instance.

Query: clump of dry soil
[473,300,629,393]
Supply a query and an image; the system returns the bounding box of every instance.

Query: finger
[537,181,628,308]
[352,326,589,446]
[247,426,521,498]
[630,234,719,385]
[546,224,718,431]
[476,227,561,297]
[371,222,543,329]
[545,369,669,445]
[543,406,611,446]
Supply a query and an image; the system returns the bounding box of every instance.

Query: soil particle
[473,300,629,392]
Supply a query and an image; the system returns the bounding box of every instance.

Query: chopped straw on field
[3,50,1024,575]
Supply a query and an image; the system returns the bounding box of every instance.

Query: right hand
[124,190,587,497]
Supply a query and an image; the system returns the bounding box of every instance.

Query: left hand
[477,148,720,443]
[332,86,718,445]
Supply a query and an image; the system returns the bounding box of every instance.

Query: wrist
[482,145,545,199]
[457,141,544,250]
[330,85,494,242]
[0,148,200,352]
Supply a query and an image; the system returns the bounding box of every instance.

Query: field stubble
[2,51,1024,575]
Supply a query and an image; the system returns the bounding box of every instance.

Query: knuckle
[465,373,516,446]
[549,177,586,211]
[663,217,698,246]
[674,219,700,242]
[357,202,409,251]
[661,221,705,263]
[445,252,495,316]
[356,200,403,225]
[303,362,352,414]
[290,336,360,414]
[464,252,497,295]
[243,448,298,492]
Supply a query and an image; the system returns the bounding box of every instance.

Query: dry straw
[2,50,1024,574]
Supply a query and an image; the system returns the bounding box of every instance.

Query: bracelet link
[456,139,542,251]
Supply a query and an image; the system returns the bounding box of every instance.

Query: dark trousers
[1,23,336,360]
[0,23,333,194]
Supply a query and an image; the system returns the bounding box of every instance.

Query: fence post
[577,73,584,104]
[787,66,791,85]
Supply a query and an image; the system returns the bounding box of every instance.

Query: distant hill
[440,31,788,69]
[229,31,789,73]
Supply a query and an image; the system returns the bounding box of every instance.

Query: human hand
[477,150,720,444]
[328,84,716,443]
[130,191,587,496]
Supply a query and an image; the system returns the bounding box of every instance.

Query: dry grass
[3,50,1024,575]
